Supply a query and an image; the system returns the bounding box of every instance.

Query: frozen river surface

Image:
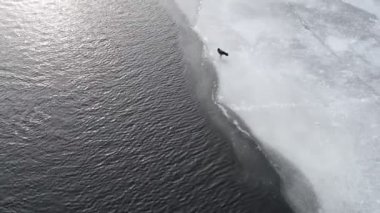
[175,0,380,212]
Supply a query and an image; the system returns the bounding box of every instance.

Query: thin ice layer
[175,0,380,212]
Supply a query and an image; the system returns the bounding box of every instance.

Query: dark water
[0,0,292,212]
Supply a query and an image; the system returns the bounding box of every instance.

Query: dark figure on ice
[217,48,229,57]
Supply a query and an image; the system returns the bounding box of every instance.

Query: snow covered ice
[174,0,380,212]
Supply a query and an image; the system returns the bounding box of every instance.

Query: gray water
[0,0,292,212]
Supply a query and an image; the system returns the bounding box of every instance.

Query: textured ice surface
[175,0,380,212]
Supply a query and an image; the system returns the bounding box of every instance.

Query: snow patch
[326,36,353,52]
